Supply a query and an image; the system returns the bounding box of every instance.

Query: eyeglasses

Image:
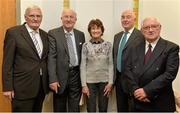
[143,25,160,31]
[27,14,42,19]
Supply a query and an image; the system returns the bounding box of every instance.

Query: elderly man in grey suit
[113,9,143,112]
[48,9,85,112]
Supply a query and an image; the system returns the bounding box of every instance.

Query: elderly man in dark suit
[125,17,179,111]
[2,5,49,112]
[48,9,85,112]
[113,9,143,112]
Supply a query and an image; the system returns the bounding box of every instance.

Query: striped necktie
[31,31,42,58]
[66,32,76,66]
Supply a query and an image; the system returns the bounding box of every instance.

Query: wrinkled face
[25,8,42,30]
[141,18,161,43]
[61,10,77,32]
[121,11,136,31]
[90,25,102,39]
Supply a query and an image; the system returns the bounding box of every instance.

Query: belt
[69,66,79,70]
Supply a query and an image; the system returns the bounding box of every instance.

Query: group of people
[2,5,179,112]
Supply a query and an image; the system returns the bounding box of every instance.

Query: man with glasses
[124,17,179,111]
[2,5,49,112]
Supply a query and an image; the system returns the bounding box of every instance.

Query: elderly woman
[80,19,113,112]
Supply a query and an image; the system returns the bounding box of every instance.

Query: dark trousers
[86,82,109,112]
[115,71,129,112]
[12,77,45,112]
[53,67,81,112]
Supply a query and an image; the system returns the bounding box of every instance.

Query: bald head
[61,9,77,32]
[121,9,136,31]
[121,9,136,19]
[61,9,77,19]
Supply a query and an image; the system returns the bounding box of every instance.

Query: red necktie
[144,44,152,64]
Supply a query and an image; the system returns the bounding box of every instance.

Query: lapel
[39,29,47,59]
[58,27,69,56]
[74,29,80,58]
[115,28,140,56]
[124,28,138,49]
[114,32,123,57]
[20,24,40,58]
[141,38,165,75]
[137,39,146,71]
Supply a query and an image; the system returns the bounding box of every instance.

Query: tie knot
[65,32,71,38]
[124,31,128,34]
[148,44,152,48]
[31,30,38,36]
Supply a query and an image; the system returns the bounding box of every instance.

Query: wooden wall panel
[0,0,16,111]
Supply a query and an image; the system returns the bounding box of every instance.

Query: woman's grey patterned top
[80,40,114,86]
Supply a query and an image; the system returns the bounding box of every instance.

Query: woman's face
[90,25,102,39]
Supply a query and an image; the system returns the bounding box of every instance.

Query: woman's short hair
[88,19,104,36]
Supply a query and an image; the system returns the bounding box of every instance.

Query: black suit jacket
[113,28,143,93]
[48,26,85,94]
[125,38,179,111]
[2,24,49,99]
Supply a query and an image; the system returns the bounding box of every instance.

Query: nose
[149,27,154,31]
[34,16,38,20]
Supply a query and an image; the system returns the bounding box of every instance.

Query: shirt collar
[145,37,160,50]
[63,28,73,35]
[90,38,104,44]
[124,27,135,35]
[25,24,39,34]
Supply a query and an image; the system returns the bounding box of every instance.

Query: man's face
[61,10,77,32]
[25,8,42,30]
[141,18,161,42]
[121,11,136,31]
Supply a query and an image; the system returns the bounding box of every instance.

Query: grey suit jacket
[48,26,85,94]
[113,28,143,93]
[2,23,49,99]
[125,38,179,111]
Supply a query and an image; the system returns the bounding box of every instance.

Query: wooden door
[0,0,16,111]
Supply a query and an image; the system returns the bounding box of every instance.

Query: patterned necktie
[31,31,42,58]
[144,44,152,64]
[117,32,128,72]
[66,32,76,66]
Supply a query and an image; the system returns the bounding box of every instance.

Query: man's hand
[3,91,14,101]
[134,88,150,102]
[49,82,60,93]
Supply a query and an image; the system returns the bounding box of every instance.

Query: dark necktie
[117,32,128,72]
[66,32,76,66]
[144,44,152,64]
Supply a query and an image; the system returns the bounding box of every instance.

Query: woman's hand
[104,83,112,97]
[82,86,90,97]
